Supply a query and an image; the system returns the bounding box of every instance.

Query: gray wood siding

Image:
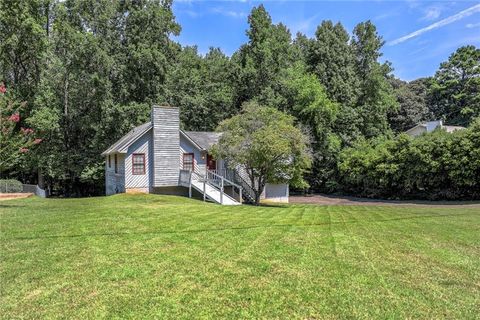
[105,153,125,195]
[262,183,289,202]
[125,129,152,190]
[234,164,289,201]
[180,134,206,175]
[152,106,180,187]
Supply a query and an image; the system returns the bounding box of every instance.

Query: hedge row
[338,119,480,200]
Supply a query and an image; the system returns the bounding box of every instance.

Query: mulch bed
[0,193,33,201]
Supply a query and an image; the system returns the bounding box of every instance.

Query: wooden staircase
[180,170,242,205]
[180,168,258,205]
[223,169,256,204]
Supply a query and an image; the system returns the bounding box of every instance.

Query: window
[183,153,194,171]
[132,153,145,175]
[108,155,111,168]
[114,154,118,174]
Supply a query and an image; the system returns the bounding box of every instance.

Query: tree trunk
[254,180,265,206]
[254,192,261,206]
[38,169,45,189]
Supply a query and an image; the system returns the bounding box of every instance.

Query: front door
[207,154,217,171]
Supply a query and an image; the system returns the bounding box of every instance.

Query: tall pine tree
[352,21,396,138]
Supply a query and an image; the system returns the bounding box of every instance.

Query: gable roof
[101,123,222,156]
[182,131,222,151]
[404,123,427,134]
[101,122,152,156]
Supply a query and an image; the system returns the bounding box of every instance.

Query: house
[101,105,289,205]
[405,120,465,137]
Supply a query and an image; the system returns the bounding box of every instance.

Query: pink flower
[8,113,20,123]
[0,83,6,94]
[19,147,29,153]
[20,127,34,135]
[34,138,43,144]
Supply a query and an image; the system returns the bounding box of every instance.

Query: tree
[307,20,358,107]
[0,0,50,103]
[352,21,396,138]
[429,45,480,126]
[164,46,236,131]
[388,77,431,132]
[280,64,341,190]
[0,83,38,175]
[212,102,312,205]
[24,0,116,195]
[116,0,181,105]
[233,5,294,108]
[18,0,181,195]
[292,32,311,63]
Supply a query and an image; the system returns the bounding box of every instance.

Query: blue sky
[172,0,480,81]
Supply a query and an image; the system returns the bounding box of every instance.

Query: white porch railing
[180,169,242,204]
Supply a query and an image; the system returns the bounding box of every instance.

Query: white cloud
[211,7,246,18]
[466,22,480,28]
[406,0,420,10]
[389,4,480,46]
[374,10,399,21]
[408,34,480,63]
[184,10,200,18]
[421,6,442,21]
[287,14,320,36]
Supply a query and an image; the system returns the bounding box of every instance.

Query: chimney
[151,105,180,187]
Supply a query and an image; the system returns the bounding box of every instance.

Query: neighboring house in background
[404,120,466,137]
[101,105,289,205]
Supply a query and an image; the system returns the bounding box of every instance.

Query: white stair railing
[183,169,242,204]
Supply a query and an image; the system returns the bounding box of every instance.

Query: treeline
[1,1,479,197]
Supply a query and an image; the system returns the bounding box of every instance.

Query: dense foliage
[429,45,480,126]
[1,1,478,199]
[388,78,431,132]
[0,83,39,173]
[338,119,480,200]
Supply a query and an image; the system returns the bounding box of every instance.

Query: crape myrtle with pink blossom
[0,83,41,173]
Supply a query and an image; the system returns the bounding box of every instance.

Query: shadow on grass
[0,204,26,208]
[6,211,477,241]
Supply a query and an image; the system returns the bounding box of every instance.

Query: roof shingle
[183,131,222,150]
[101,122,152,156]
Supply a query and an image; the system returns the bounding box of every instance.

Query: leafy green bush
[338,119,480,200]
[0,179,23,193]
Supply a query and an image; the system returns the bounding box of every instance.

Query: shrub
[0,179,23,193]
[338,122,480,200]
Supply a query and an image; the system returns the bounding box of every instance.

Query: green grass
[1,194,479,319]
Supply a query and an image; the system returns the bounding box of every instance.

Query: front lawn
[1,195,479,319]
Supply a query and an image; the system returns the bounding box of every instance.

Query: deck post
[188,173,192,198]
[220,177,224,204]
[203,179,206,201]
